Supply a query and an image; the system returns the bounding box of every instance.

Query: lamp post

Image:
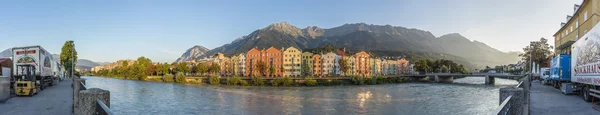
[70,40,75,79]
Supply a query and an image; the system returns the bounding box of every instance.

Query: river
[82,76,518,115]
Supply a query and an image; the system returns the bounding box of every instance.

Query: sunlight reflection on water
[83,76,517,115]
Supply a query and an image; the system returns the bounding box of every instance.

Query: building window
[576,20,579,28]
[585,11,589,20]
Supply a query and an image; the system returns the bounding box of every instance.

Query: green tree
[209,62,221,75]
[339,57,350,76]
[440,65,449,73]
[301,61,311,76]
[519,37,554,72]
[60,41,78,78]
[195,62,209,76]
[133,56,152,80]
[269,66,275,77]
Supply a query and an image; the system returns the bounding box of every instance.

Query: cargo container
[12,46,56,90]
[569,21,600,101]
[548,54,571,89]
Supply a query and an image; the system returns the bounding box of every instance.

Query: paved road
[530,80,600,115]
[0,79,73,115]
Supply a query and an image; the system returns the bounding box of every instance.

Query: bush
[226,76,248,86]
[175,73,187,83]
[350,76,366,85]
[366,77,377,85]
[146,78,163,82]
[251,76,265,86]
[272,77,294,86]
[305,78,317,86]
[209,76,221,85]
[163,74,174,82]
[188,78,202,84]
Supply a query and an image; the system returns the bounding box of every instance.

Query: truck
[540,67,550,84]
[568,21,600,101]
[548,54,571,89]
[12,46,56,91]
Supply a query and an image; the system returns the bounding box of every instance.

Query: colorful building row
[190,46,413,77]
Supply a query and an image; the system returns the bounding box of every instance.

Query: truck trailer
[12,46,56,91]
[548,54,571,89]
[568,21,600,101]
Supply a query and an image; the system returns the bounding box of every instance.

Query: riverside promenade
[0,79,73,115]
[530,80,600,115]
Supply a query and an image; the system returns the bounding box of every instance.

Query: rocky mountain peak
[263,21,303,37]
[175,45,210,62]
[303,26,325,38]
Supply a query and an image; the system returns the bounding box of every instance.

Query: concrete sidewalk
[530,80,600,115]
[0,79,73,115]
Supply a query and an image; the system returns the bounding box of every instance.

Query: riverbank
[95,75,414,87]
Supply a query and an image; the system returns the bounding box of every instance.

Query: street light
[70,40,74,79]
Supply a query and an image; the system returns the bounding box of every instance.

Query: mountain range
[175,22,521,68]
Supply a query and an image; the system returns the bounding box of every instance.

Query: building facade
[554,0,600,54]
[397,58,410,75]
[322,52,339,76]
[301,52,314,76]
[343,56,356,76]
[264,47,283,77]
[283,47,302,77]
[312,54,323,77]
[246,48,262,77]
[354,51,371,77]
[237,53,246,76]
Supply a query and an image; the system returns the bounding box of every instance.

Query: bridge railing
[494,74,529,115]
[75,77,114,115]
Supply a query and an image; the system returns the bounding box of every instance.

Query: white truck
[12,46,57,90]
[569,21,600,101]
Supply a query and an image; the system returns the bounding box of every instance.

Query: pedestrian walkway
[0,79,73,115]
[530,80,600,115]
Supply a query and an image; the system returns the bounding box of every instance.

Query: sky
[0,0,582,63]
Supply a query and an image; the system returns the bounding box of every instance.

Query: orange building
[244,47,283,77]
[312,54,323,77]
[355,51,371,77]
[246,48,262,77]
[263,47,283,77]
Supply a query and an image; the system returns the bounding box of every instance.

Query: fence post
[73,78,80,112]
[500,86,524,115]
[75,88,110,115]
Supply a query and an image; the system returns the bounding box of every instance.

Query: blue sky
[0,0,581,63]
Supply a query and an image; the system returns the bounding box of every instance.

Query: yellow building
[554,0,600,54]
[283,47,302,77]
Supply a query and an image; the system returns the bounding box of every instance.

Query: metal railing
[77,79,113,115]
[494,75,530,115]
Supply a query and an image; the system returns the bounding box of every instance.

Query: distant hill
[178,22,520,68]
[175,45,210,62]
[0,48,11,58]
[51,54,100,71]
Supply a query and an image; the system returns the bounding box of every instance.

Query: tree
[519,37,554,72]
[269,66,275,77]
[339,57,350,76]
[157,62,170,76]
[440,65,449,73]
[175,62,190,74]
[301,61,311,76]
[196,62,209,76]
[133,56,152,80]
[256,60,268,77]
[60,41,78,78]
[209,62,221,75]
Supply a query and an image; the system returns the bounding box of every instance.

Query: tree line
[413,59,468,74]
